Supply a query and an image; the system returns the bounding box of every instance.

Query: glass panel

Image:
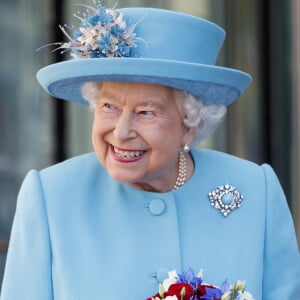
[0,0,53,286]
[291,0,300,241]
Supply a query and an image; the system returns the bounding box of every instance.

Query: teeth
[113,147,145,158]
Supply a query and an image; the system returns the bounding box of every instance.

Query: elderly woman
[1,4,300,300]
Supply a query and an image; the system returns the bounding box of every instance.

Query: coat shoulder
[40,152,101,177]
[195,148,263,174]
[38,152,108,195]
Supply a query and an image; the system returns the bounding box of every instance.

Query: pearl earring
[183,144,190,153]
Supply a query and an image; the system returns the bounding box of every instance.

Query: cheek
[92,113,110,140]
[146,123,184,154]
[91,118,108,156]
[91,123,98,149]
[160,119,186,143]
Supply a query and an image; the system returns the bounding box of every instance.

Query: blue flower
[88,15,100,26]
[116,41,131,57]
[111,25,125,38]
[178,267,202,290]
[97,6,113,26]
[200,287,223,300]
[221,279,230,293]
[91,51,103,58]
[98,33,111,52]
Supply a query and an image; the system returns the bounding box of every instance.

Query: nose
[113,111,137,141]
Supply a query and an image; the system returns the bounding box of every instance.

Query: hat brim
[36,58,252,106]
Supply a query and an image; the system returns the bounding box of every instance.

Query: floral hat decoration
[37,1,252,106]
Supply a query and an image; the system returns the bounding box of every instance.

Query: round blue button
[149,199,166,216]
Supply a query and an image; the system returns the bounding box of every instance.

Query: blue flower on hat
[98,33,111,53]
[49,2,142,59]
[88,14,100,26]
[88,48,101,58]
[111,25,125,38]
[117,41,132,57]
[97,6,113,26]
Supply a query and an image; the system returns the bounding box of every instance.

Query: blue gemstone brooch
[208,184,244,217]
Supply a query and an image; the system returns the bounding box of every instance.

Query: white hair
[81,82,227,145]
[173,89,227,145]
[81,82,102,110]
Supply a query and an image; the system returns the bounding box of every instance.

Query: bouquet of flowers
[146,268,255,300]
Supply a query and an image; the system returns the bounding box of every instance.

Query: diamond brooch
[208,184,244,217]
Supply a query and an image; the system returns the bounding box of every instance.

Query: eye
[100,102,118,112]
[138,110,155,117]
[103,103,113,109]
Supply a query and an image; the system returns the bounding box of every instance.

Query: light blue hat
[36,6,252,106]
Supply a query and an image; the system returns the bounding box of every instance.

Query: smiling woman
[82,81,227,193]
[90,82,195,192]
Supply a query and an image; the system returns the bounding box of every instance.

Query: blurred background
[1,0,300,286]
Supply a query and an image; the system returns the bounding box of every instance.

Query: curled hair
[81,82,227,145]
[173,90,227,145]
[81,82,103,110]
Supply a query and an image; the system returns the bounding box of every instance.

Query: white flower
[165,296,178,300]
[168,270,179,279]
[238,291,255,300]
[77,27,99,48]
[158,283,165,297]
[235,280,246,291]
[197,268,204,279]
[221,291,231,300]
[114,11,126,27]
[162,270,178,291]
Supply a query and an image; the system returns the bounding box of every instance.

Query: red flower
[146,293,160,300]
[165,283,194,300]
[197,284,216,295]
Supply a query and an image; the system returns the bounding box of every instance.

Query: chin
[107,169,140,184]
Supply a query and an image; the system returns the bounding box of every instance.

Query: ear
[182,126,195,146]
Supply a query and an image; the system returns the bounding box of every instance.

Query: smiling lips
[112,146,146,161]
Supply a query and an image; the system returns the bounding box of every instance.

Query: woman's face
[92,82,194,192]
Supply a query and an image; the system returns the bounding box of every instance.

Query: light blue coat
[1,149,300,299]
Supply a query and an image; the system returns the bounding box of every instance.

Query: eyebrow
[99,90,168,109]
[99,90,119,101]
